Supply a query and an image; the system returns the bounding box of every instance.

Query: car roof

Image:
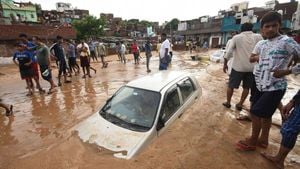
[126,71,189,92]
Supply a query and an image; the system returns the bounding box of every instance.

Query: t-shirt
[26,41,37,63]
[68,44,76,58]
[50,43,66,62]
[159,39,170,58]
[131,43,138,54]
[77,43,90,55]
[120,44,126,54]
[224,31,262,72]
[97,43,106,56]
[13,51,32,70]
[252,35,300,91]
[36,45,50,66]
[145,43,152,54]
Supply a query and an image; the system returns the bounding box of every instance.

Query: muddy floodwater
[0,51,299,169]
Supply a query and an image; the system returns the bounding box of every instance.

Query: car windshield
[99,86,161,132]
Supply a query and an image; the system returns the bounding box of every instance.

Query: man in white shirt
[223,23,262,110]
[120,41,127,64]
[159,33,170,70]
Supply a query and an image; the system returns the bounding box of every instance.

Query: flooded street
[0,51,300,169]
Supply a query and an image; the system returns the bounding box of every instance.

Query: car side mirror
[156,117,165,131]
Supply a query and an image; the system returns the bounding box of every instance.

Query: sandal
[235,104,243,111]
[236,115,251,121]
[26,92,33,96]
[236,140,256,151]
[222,102,231,108]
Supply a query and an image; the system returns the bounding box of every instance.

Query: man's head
[241,23,253,32]
[15,43,26,51]
[161,33,167,41]
[19,33,28,43]
[32,36,42,46]
[57,35,63,43]
[260,11,282,39]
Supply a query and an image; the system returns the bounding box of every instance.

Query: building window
[31,14,35,18]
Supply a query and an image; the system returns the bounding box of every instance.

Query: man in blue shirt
[19,33,44,93]
[50,36,71,86]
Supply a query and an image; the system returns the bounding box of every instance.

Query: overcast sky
[26,0,291,23]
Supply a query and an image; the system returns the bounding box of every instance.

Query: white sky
[26,0,291,24]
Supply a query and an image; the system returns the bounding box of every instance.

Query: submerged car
[210,48,226,63]
[76,71,201,159]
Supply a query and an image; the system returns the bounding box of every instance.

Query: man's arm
[249,53,259,63]
[272,63,300,78]
[223,39,235,73]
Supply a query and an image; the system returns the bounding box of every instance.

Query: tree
[72,15,106,40]
[164,18,180,32]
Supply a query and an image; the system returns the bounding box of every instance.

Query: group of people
[223,11,300,169]
[12,34,109,97]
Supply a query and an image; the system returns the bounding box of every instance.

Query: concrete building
[0,0,38,23]
[176,16,222,48]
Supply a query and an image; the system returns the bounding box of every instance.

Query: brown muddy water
[0,51,299,169]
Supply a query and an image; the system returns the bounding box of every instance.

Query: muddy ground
[0,50,299,169]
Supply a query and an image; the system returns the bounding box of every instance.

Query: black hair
[161,33,167,37]
[261,11,282,28]
[241,22,253,32]
[19,33,27,38]
[56,35,63,40]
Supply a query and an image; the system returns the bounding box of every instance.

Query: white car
[76,71,201,159]
[210,48,226,63]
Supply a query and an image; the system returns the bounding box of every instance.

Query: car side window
[178,78,195,102]
[160,87,180,122]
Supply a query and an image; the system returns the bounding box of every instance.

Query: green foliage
[165,18,180,31]
[140,20,152,27]
[72,15,106,40]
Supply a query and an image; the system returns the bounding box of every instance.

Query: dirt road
[0,51,299,169]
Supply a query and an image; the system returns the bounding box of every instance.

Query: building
[275,0,298,32]
[177,0,298,48]
[39,3,89,26]
[0,24,76,57]
[0,0,38,23]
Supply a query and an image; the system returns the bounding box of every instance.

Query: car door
[177,77,198,115]
[157,85,183,135]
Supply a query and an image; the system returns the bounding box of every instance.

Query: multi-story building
[39,3,89,26]
[177,16,223,48]
[0,0,38,24]
[177,0,298,48]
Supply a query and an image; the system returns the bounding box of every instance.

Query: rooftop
[126,71,189,92]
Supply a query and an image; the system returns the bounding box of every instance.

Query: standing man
[89,40,98,62]
[144,38,152,73]
[97,40,108,68]
[50,36,71,86]
[236,11,300,152]
[13,43,34,96]
[222,23,262,110]
[120,41,127,64]
[131,40,139,64]
[34,36,56,94]
[19,33,44,93]
[67,40,80,76]
[261,68,299,169]
[159,33,170,70]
